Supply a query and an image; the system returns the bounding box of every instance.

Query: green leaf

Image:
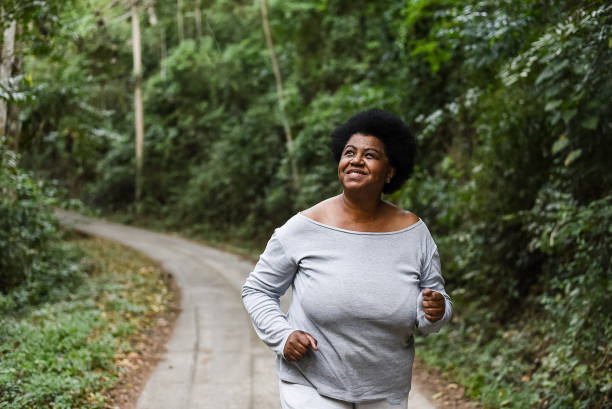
[564,149,582,167]
[562,109,577,124]
[551,136,570,154]
[544,99,563,111]
[581,116,599,130]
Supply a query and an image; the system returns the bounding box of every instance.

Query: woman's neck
[339,191,386,222]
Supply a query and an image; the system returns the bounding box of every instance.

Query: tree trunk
[132,6,144,211]
[160,28,167,79]
[0,18,17,141]
[145,1,166,80]
[194,0,202,39]
[8,23,23,152]
[147,3,158,25]
[260,0,299,188]
[177,0,184,42]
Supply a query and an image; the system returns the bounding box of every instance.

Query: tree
[260,0,299,189]
[132,4,144,209]
[0,16,17,140]
[194,0,202,39]
[177,0,184,42]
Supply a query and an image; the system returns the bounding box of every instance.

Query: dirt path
[57,210,439,409]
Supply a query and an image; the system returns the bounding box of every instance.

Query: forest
[1,0,611,408]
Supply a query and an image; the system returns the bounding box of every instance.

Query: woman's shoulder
[271,206,331,255]
[300,196,337,224]
[386,204,420,229]
[276,203,330,238]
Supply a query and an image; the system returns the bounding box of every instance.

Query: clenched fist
[283,330,318,361]
[422,288,445,322]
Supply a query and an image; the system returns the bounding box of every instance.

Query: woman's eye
[344,150,354,156]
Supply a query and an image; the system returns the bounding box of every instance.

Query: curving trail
[57,210,435,409]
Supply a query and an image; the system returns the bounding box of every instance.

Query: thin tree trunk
[0,18,17,141]
[8,104,21,151]
[132,6,144,210]
[147,3,158,25]
[260,0,299,188]
[177,0,184,42]
[160,29,167,79]
[8,24,23,152]
[194,0,202,39]
[145,1,166,80]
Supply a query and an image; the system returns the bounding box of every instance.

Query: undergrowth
[416,194,612,409]
[0,235,176,409]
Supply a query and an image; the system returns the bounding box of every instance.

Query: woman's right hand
[283,330,318,361]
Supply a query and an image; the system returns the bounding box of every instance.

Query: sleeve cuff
[416,292,452,335]
[276,329,296,359]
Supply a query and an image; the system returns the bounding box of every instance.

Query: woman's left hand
[422,288,445,322]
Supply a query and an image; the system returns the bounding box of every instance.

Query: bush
[0,236,177,409]
[0,147,83,310]
[522,190,612,408]
[411,3,612,408]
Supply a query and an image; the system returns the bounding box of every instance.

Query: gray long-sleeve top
[241,213,452,404]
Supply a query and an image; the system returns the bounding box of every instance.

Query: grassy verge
[0,233,178,409]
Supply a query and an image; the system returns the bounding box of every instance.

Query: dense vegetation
[0,231,176,408]
[1,137,176,407]
[2,0,611,408]
[0,147,82,311]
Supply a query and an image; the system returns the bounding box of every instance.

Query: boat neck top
[242,213,452,404]
[297,211,423,235]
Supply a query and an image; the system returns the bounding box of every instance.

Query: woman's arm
[416,246,453,335]
[241,231,298,356]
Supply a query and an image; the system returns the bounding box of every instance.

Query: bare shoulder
[385,203,420,230]
[301,196,339,223]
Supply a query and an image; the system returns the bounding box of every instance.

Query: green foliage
[9,0,612,407]
[0,147,83,309]
[522,190,612,408]
[405,2,612,408]
[0,0,68,55]
[0,309,114,409]
[174,101,288,237]
[85,133,135,211]
[0,236,177,409]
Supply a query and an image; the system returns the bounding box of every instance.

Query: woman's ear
[387,167,396,181]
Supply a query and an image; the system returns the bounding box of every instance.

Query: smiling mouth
[346,169,367,175]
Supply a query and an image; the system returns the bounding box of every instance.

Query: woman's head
[329,109,416,194]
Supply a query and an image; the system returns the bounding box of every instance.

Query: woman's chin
[341,182,382,194]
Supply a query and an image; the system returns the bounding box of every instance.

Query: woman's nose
[350,153,364,165]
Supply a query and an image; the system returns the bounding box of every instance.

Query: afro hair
[329,108,416,194]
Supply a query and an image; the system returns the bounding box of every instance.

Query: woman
[242,109,452,408]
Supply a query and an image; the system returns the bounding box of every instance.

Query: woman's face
[338,133,395,194]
